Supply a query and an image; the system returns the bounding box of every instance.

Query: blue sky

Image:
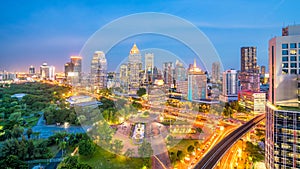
[0,0,299,72]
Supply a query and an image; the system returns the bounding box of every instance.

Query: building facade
[91,51,107,92]
[211,61,221,83]
[163,62,174,87]
[145,53,154,84]
[187,60,207,101]
[240,46,260,92]
[128,43,142,92]
[266,25,300,169]
[220,69,239,102]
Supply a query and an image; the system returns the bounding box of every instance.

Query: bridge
[193,113,265,169]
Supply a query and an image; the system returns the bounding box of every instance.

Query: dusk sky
[0,0,299,73]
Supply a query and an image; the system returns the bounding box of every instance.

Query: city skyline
[1,1,299,72]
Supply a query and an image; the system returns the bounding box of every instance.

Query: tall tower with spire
[128,43,142,92]
[187,59,207,101]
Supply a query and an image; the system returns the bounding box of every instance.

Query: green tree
[0,155,27,169]
[78,139,96,156]
[137,88,146,97]
[110,139,124,156]
[177,150,185,160]
[26,128,33,139]
[138,140,153,158]
[59,156,92,169]
[187,145,195,153]
[124,148,135,159]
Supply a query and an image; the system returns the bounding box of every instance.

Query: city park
[0,82,264,169]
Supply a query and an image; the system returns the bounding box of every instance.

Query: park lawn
[79,146,151,169]
[168,139,200,155]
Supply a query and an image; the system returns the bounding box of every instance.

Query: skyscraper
[187,59,207,101]
[163,62,174,87]
[174,60,186,82]
[219,69,239,102]
[145,53,154,83]
[128,43,142,91]
[241,47,258,73]
[265,25,300,169]
[91,51,107,92]
[71,56,82,79]
[64,62,74,77]
[240,47,260,92]
[119,64,128,88]
[211,61,221,83]
[40,63,49,80]
[260,65,266,76]
[29,65,35,75]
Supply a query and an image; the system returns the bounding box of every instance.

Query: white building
[220,69,239,102]
[91,51,107,92]
[266,25,300,169]
[128,43,142,92]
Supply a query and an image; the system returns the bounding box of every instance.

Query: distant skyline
[0,0,299,72]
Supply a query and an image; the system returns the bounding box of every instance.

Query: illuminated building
[238,90,265,114]
[29,65,35,75]
[174,60,186,82]
[163,62,174,87]
[187,59,207,101]
[64,56,82,85]
[240,47,260,92]
[219,69,239,102]
[265,25,300,169]
[145,53,154,83]
[211,61,221,83]
[91,51,107,91]
[40,63,55,80]
[127,43,142,92]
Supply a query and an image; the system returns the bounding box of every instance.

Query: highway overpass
[193,113,265,169]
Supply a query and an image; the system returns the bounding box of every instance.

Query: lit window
[282,69,288,74]
[282,44,289,49]
[282,50,288,55]
[290,49,297,55]
[290,43,297,49]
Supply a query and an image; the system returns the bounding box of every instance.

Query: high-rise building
[49,66,55,80]
[241,47,258,73]
[174,60,186,82]
[211,61,221,83]
[219,69,239,102]
[128,43,142,91]
[29,66,35,75]
[40,63,50,80]
[187,59,207,101]
[265,25,300,169]
[260,65,266,76]
[240,47,260,92]
[163,62,174,87]
[119,64,128,88]
[91,51,107,92]
[145,53,154,83]
[64,62,74,77]
[64,56,82,85]
[71,56,82,73]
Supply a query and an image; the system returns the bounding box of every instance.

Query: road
[193,113,265,169]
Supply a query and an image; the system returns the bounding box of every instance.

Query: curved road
[193,113,265,169]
